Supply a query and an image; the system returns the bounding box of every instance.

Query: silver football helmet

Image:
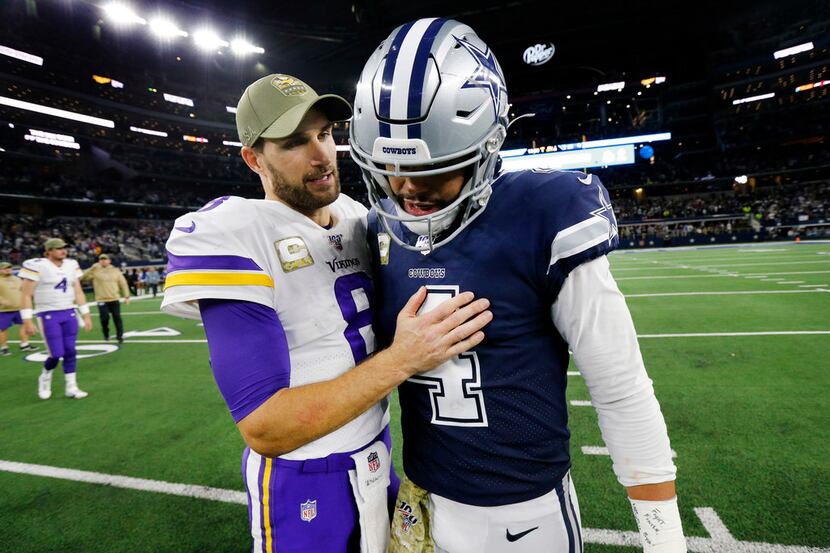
[349,18,508,253]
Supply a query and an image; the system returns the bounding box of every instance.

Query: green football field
[1,241,828,553]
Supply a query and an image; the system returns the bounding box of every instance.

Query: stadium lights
[183,135,208,143]
[335,145,350,152]
[640,76,666,86]
[225,106,237,114]
[0,96,115,128]
[597,81,625,93]
[735,175,748,184]
[732,92,775,105]
[163,93,194,107]
[25,129,80,149]
[193,29,229,51]
[149,17,188,39]
[130,126,168,137]
[795,80,830,92]
[222,140,243,147]
[102,3,147,26]
[773,42,813,59]
[0,45,43,66]
[230,39,265,56]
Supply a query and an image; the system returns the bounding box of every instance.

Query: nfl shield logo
[328,234,343,251]
[367,451,380,473]
[300,499,317,522]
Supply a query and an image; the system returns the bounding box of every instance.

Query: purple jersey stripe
[165,252,263,273]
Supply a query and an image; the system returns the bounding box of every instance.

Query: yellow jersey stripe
[18,269,40,279]
[163,272,274,289]
[262,457,273,553]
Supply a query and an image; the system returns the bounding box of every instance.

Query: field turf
[1,241,828,552]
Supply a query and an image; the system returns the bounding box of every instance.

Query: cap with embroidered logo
[44,238,67,250]
[235,74,352,147]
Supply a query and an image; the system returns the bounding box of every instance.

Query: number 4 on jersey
[409,286,488,427]
[54,277,68,293]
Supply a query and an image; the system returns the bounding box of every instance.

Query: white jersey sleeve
[551,255,677,487]
[161,196,275,320]
[19,259,42,282]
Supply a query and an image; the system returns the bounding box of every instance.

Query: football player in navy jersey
[350,18,687,553]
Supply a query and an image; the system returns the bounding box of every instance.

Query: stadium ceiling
[1,0,818,97]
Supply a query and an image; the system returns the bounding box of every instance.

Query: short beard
[263,160,340,213]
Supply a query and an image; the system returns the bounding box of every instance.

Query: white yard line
[91,312,163,316]
[800,284,829,288]
[1,459,826,552]
[637,331,830,338]
[567,371,580,376]
[777,281,804,284]
[0,460,246,505]
[625,290,824,298]
[617,270,830,281]
[570,400,592,406]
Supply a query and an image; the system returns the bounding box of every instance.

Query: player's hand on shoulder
[387,287,492,377]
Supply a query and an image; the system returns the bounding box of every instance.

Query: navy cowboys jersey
[368,169,619,506]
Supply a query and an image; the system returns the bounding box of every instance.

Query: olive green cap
[98,254,110,260]
[235,73,352,147]
[44,238,67,250]
[0,261,12,269]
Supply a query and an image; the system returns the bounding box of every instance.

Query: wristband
[79,303,91,315]
[629,497,687,553]
[20,308,34,320]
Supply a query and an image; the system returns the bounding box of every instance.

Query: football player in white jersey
[350,18,687,553]
[161,74,491,553]
[19,238,93,399]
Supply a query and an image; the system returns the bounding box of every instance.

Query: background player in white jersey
[161,74,491,553]
[19,238,93,399]
[350,19,687,553]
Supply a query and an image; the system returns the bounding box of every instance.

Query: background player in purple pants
[19,238,93,399]
[0,260,38,356]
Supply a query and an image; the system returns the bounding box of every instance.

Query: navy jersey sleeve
[199,299,291,422]
[533,170,619,300]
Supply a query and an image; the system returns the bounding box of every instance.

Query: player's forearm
[20,291,33,311]
[627,480,676,500]
[241,348,406,457]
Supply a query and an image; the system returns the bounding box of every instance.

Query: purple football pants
[37,309,78,374]
[242,425,400,553]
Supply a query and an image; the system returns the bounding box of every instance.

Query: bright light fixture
[230,39,265,55]
[130,126,168,137]
[0,45,43,66]
[0,96,115,128]
[193,29,228,50]
[222,140,243,147]
[149,17,188,38]
[732,92,775,105]
[163,93,194,107]
[773,42,813,59]
[102,3,147,25]
[597,81,625,93]
[225,106,237,114]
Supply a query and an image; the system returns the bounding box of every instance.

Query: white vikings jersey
[161,194,386,460]
[19,258,82,313]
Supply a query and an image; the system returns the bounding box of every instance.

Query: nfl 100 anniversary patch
[275,236,314,272]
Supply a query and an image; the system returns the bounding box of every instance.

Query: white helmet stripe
[389,17,439,122]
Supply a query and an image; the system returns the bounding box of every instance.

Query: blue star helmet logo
[454,36,507,120]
